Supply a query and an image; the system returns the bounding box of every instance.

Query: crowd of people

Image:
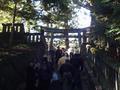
[26,46,84,90]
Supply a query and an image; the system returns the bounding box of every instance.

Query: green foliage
[0,0,86,30]
[39,0,72,28]
[106,24,120,40]
[0,0,39,31]
[18,3,37,20]
[0,10,21,32]
[42,0,71,12]
[90,0,120,40]
[0,0,37,20]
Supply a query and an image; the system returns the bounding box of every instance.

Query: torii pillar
[65,29,69,49]
[50,32,54,50]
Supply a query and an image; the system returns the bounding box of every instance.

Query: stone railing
[86,52,120,90]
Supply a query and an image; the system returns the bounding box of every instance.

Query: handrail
[87,53,120,90]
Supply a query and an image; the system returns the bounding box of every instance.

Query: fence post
[115,72,118,90]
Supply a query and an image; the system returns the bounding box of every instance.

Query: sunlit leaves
[106,23,120,40]
[37,0,73,28]
[0,0,38,21]
[0,10,21,31]
[19,3,37,20]
[89,0,120,40]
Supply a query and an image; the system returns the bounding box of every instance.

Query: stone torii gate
[1,23,91,53]
[41,27,91,49]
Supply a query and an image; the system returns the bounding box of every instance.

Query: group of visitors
[26,46,84,90]
[26,57,53,90]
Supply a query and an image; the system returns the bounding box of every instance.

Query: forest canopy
[0,0,119,40]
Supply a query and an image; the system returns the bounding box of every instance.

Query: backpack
[51,71,60,81]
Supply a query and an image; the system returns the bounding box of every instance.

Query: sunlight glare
[69,7,91,28]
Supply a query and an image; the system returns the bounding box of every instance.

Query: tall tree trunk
[9,2,17,47]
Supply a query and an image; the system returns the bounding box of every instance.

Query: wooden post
[115,72,119,90]
[9,1,17,47]
[50,32,54,49]
[16,25,18,32]
[78,32,82,48]
[65,29,69,49]
[38,35,40,42]
[83,30,87,43]
[8,24,11,32]
[104,67,108,79]
[32,34,35,43]
[20,24,25,33]
[40,28,48,56]
[36,34,39,43]
[2,24,6,32]
[29,34,31,43]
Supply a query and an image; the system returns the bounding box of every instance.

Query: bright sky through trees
[30,1,91,33]
[34,7,91,30]
[30,6,91,33]
[69,7,91,28]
